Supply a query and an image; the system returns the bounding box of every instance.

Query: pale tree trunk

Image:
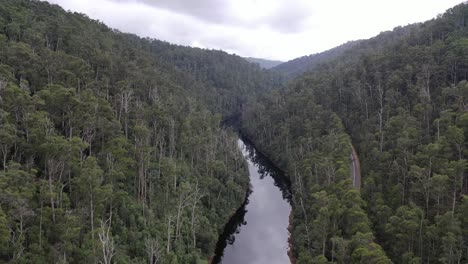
[145,238,162,264]
[190,182,203,248]
[47,160,56,223]
[295,165,311,251]
[377,83,384,152]
[119,90,133,138]
[91,194,96,260]
[1,146,7,171]
[166,215,173,254]
[452,185,457,216]
[98,213,115,264]
[175,190,193,241]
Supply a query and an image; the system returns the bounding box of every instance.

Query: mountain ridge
[272,40,362,80]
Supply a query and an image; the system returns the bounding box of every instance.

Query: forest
[0,0,468,264]
[243,3,468,264]
[0,0,282,263]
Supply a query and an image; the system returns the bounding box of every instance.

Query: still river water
[212,138,292,264]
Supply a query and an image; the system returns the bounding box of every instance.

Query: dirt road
[350,145,361,190]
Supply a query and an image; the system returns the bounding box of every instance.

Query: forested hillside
[147,42,283,117]
[243,3,468,263]
[242,80,392,264]
[0,0,283,263]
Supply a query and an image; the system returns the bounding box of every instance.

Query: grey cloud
[109,0,311,33]
[48,0,465,61]
[111,0,231,24]
[265,1,312,33]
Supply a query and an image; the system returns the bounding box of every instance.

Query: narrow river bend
[212,138,292,264]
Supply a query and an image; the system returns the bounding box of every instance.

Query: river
[212,138,293,264]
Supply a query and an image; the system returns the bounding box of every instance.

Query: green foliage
[244,2,468,263]
[241,83,391,261]
[0,0,255,262]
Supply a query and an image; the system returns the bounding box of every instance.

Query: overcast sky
[45,0,465,61]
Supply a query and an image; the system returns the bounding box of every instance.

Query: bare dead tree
[190,182,204,248]
[7,199,34,261]
[46,158,65,223]
[98,213,115,264]
[175,188,194,241]
[145,238,162,264]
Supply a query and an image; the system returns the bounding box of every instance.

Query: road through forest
[350,145,361,190]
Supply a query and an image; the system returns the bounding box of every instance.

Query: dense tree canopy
[0,0,283,262]
[244,2,468,263]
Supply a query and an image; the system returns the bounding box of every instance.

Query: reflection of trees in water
[243,139,293,204]
[212,138,293,263]
[212,189,251,264]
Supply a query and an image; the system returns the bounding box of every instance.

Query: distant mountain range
[244,57,283,69]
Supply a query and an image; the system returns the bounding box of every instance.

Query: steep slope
[272,40,360,80]
[147,42,284,117]
[242,2,468,263]
[244,57,284,69]
[242,85,392,264]
[0,0,281,263]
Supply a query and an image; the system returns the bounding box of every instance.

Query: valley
[0,1,468,263]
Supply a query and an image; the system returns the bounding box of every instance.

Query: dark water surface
[212,138,292,264]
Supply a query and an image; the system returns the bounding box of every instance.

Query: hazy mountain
[244,57,284,69]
